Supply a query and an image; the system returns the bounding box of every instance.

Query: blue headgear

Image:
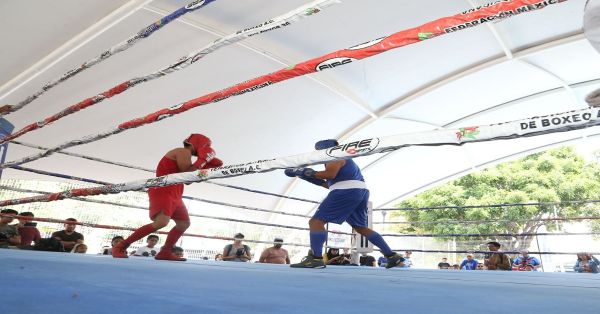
[315,139,339,150]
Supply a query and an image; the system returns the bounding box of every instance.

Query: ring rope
[1,105,598,207]
[376,199,600,211]
[0,0,565,168]
[0,0,216,115]
[380,232,600,238]
[1,214,313,248]
[0,185,330,232]
[374,216,600,225]
[9,140,320,204]
[0,0,337,144]
[6,166,313,218]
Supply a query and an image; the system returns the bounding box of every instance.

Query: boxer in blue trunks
[285,139,405,269]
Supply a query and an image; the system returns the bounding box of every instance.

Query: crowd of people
[0,208,598,273]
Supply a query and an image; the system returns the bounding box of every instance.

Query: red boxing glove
[193,147,216,169]
[202,157,223,169]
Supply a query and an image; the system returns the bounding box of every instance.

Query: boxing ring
[4,249,600,314]
[2,0,600,312]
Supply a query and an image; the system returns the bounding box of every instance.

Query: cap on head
[234,233,244,239]
[274,238,283,243]
[315,139,338,150]
[184,134,211,150]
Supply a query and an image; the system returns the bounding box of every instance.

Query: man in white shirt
[132,234,159,257]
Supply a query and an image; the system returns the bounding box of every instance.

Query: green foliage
[392,147,600,251]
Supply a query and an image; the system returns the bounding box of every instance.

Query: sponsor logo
[418,32,434,40]
[169,103,184,111]
[197,169,209,179]
[185,0,206,10]
[315,58,356,71]
[520,111,595,130]
[156,114,173,121]
[456,127,480,140]
[325,138,380,157]
[305,7,321,15]
[147,176,168,187]
[348,37,385,50]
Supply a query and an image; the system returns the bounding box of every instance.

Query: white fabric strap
[329,180,367,190]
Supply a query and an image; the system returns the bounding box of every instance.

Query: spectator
[222,233,251,262]
[476,263,485,270]
[513,250,541,271]
[452,264,460,270]
[17,212,41,248]
[378,256,388,268]
[172,246,184,258]
[360,253,376,267]
[340,248,353,265]
[259,238,290,264]
[401,251,413,268]
[132,234,159,257]
[215,253,223,261]
[460,254,479,270]
[0,209,20,248]
[484,241,511,271]
[51,218,84,252]
[102,236,124,255]
[72,243,88,254]
[324,248,344,265]
[574,253,600,273]
[438,258,451,269]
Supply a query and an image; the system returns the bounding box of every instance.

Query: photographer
[222,233,252,262]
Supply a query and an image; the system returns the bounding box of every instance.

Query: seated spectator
[0,209,21,248]
[401,251,413,268]
[51,218,84,252]
[172,246,184,258]
[222,233,251,262]
[476,263,485,270]
[17,211,40,248]
[452,264,460,270]
[215,253,223,261]
[484,241,511,271]
[360,253,376,267]
[101,236,124,255]
[438,257,451,269]
[460,254,479,270]
[72,243,88,254]
[324,248,345,265]
[259,238,290,264]
[513,250,541,271]
[574,253,600,273]
[132,234,159,257]
[340,248,353,265]
[378,255,388,268]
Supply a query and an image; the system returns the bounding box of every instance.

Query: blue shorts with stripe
[313,188,369,227]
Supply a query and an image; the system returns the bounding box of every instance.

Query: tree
[391,146,600,252]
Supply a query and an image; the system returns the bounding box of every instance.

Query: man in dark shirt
[359,253,376,267]
[51,218,84,252]
[438,257,451,269]
[0,209,20,248]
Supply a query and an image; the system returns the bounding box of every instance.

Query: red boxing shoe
[112,242,129,258]
[155,250,187,261]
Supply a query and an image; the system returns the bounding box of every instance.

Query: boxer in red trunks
[112,134,222,261]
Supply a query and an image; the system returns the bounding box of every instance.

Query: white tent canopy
[0,0,598,225]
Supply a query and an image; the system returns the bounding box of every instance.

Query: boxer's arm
[316,160,345,179]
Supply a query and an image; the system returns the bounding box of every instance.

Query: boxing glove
[202,157,223,169]
[193,147,216,169]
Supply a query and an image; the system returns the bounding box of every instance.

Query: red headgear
[183,134,211,150]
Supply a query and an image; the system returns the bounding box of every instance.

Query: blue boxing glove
[284,168,325,187]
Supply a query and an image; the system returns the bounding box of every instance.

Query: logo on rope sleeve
[305,7,321,15]
[185,0,206,9]
[316,58,356,71]
[418,32,434,40]
[325,138,380,157]
[456,127,480,140]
